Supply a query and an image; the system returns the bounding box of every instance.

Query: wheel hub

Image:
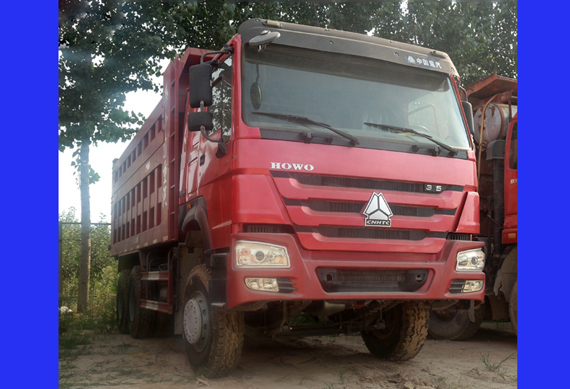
[183,292,209,350]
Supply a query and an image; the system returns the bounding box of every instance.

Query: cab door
[197,54,235,248]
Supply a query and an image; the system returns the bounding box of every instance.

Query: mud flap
[207,252,227,310]
[494,247,517,302]
[209,279,227,309]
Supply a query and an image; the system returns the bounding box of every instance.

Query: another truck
[111,19,486,377]
[428,73,517,340]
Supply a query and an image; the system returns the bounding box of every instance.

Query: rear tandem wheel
[128,265,155,338]
[116,269,130,334]
[509,280,517,334]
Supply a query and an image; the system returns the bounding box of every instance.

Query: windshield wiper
[252,112,359,146]
[363,122,458,156]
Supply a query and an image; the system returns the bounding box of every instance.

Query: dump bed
[466,72,517,111]
[110,48,211,257]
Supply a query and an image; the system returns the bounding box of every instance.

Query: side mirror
[248,31,281,47]
[188,111,213,133]
[462,101,475,136]
[189,63,213,108]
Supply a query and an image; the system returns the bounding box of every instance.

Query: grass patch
[277,373,292,382]
[480,352,516,373]
[59,330,92,350]
[431,376,472,389]
[338,370,345,384]
[114,341,135,352]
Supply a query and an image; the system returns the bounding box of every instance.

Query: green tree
[155,1,516,84]
[378,1,517,85]
[59,207,114,308]
[58,0,180,312]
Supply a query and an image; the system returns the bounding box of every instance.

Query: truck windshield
[242,45,471,151]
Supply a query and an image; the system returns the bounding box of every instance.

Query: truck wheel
[509,280,517,335]
[182,264,244,378]
[361,302,429,361]
[116,269,130,334]
[128,266,155,338]
[428,303,484,341]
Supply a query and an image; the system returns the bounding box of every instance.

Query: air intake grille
[319,227,427,241]
[284,199,454,217]
[272,171,463,194]
[317,268,429,293]
[447,233,472,241]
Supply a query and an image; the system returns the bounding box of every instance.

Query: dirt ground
[59,322,517,389]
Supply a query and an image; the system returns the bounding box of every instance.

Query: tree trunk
[77,139,92,313]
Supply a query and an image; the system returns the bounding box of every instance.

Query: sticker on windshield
[407,56,442,69]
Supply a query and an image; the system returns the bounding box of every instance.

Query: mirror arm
[200,45,234,65]
[200,126,223,144]
[200,126,228,158]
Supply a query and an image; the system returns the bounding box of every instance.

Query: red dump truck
[428,73,517,340]
[111,19,485,377]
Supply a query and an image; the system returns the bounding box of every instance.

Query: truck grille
[295,226,446,241]
[317,268,429,293]
[271,171,464,252]
[284,199,456,217]
[272,171,463,194]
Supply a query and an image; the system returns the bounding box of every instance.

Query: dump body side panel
[110,48,212,258]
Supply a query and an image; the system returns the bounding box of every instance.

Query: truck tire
[428,303,484,341]
[128,265,155,338]
[182,264,244,378]
[509,280,517,335]
[116,269,130,334]
[361,302,429,361]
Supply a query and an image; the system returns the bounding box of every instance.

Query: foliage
[59,0,175,151]
[154,1,516,86]
[391,1,517,85]
[59,208,116,312]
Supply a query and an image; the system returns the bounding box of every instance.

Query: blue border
[2,1,58,387]
[518,1,564,388]
[4,1,544,387]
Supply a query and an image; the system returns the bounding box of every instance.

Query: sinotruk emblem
[363,193,393,227]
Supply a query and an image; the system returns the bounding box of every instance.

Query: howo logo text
[363,192,393,227]
[271,162,315,171]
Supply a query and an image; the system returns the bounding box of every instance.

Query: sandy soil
[59,322,517,389]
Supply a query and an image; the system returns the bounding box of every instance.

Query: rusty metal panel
[466,73,517,112]
[466,73,517,99]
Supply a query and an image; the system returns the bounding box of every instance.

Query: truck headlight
[235,241,290,268]
[456,249,485,272]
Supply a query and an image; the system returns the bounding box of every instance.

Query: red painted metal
[110,48,215,257]
[226,233,484,309]
[503,115,517,243]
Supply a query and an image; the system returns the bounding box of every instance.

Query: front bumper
[226,232,485,309]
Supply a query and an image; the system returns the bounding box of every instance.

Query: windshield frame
[241,43,472,158]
